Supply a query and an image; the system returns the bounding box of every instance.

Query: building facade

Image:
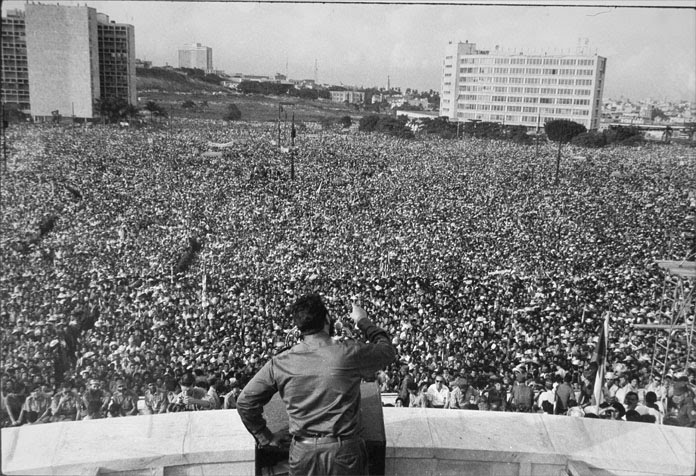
[97,13,136,107]
[178,43,213,72]
[1,9,30,112]
[440,41,606,130]
[25,3,100,119]
[330,90,365,104]
[2,4,136,120]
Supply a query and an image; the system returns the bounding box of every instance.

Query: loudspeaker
[256,381,386,476]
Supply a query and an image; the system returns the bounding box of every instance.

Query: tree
[95,97,139,124]
[223,103,242,121]
[181,100,196,109]
[651,108,667,122]
[144,101,167,121]
[340,115,352,128]
[544,119,586,184]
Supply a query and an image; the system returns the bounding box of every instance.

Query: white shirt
[426,383,450,407]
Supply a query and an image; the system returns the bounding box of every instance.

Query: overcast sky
[4,1,695,102]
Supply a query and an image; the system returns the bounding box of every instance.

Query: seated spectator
[168,372,214,411]
[18,383,51,424]
[426,374,450,409]
[50,380,80,422]
[411,382,430,408]
[143,378,168,415]
[82,378,108,420]
[107,379,139,417]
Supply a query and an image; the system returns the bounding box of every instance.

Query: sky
[4,1,695,102]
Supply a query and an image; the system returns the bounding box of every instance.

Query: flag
[592,312,610,406]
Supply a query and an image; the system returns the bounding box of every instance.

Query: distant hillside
[136,67,228,93]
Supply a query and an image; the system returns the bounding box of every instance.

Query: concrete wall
[1,410,255,476]
[2,407,694,476]
[25,4,99,118]
[383,408,695,476]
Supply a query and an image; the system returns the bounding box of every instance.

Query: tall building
[1,3,135,120]
[178,43,213,72]
[1,9,30,112]
[97,13,136,107]
[25,3,100,119]
[440,41,606,130]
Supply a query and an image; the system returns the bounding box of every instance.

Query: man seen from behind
[236,294,396,476]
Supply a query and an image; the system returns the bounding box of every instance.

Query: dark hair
[179,372,196,387]
[290,294,328,335]
[645,391,657,405]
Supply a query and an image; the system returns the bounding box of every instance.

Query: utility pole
[291,112,296,180]
[535,108,541,160]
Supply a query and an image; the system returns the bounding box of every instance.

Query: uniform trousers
[289,436,368,476]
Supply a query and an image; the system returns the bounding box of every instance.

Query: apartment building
[2,3,136,120]
[440,41,606,130]
[329,90,365,104]
[1,9,30,112]
[97,13,136,107]
[178,43,213,72]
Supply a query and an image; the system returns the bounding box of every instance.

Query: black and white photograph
[1,0,695,475]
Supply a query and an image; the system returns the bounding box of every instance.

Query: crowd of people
[1,119,695,428]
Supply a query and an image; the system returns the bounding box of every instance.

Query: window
[491,105,505,111]
[509,87,523,93]
[574,89,591,96]
[540,88,556,95]
[522,106,537,113]
[525,68,542,75]
[524,96,538,103]
[493,86,507,93]
[507,105,522,112]
[509,77,524,84]
[492,96,506,102]
[541,78,558,85]
[540,97,554,104]
[524,88,539,94]
[573,98,590,105]
[527,58,542,65]
[508,96,523,102]
[478,104,490,110]
[510,67,525,74]
[525,77,540,84]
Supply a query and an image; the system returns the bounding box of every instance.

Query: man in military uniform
[237,294,396,476]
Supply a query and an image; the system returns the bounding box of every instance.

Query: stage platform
[2,407,694,476]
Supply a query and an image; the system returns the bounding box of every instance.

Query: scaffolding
[635,260,695,378]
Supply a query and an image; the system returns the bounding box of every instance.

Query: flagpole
[291,112,295,181]
[593,312,609,407]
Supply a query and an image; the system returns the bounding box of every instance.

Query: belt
[293,434,358,444]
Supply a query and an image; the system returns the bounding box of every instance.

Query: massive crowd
[1,119,695,427]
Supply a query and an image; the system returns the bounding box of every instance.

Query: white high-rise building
[440,41,606,130]
[178,43,213,72]
[25,3,101,119]
[5,3,136,120]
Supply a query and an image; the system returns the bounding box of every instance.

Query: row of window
[460,56,595,66]
[459,67,594,76]
[456,111,590,125]
[460,75,595,85]
[457,96,592,106]
[462,102,591,111]
[457,85,593,96]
